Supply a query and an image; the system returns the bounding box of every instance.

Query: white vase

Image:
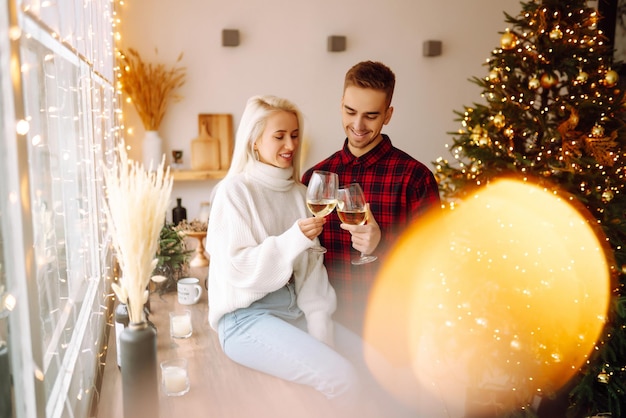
[142,130,163,171]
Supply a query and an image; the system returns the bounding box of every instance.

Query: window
[0,0,118,416]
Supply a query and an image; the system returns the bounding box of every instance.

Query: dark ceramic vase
[0,342,11,417]
[120,321,159,417]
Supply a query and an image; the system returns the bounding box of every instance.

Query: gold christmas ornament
[550,28,563,40]
[604,70,619,87]
[488,69,500,82]
[602,190,614,203]
[493,113,506,129]
[528,77,541,89]
[575,71,589,84]
[540,72,558,89]
[471,124,483,135]
[591,124,605,137]
[500,31,518,50]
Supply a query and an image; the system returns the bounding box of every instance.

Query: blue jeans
[217,284,383,412]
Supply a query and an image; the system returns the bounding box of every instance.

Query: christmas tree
[434,0,626,416]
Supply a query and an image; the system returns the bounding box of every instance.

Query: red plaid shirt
[302,135,440,334]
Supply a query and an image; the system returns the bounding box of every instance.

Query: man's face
[341,86,393,157]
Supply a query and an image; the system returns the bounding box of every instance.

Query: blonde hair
[227,95,304,183]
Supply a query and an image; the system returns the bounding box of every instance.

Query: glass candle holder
[160,358,190,396]
[169,310,192,339]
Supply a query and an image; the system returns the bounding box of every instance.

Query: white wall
[120,0,520,220]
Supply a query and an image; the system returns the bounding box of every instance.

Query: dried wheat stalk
[104,142,173,323]
[119,48,186,130]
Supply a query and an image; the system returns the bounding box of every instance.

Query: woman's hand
[298,216,326,241]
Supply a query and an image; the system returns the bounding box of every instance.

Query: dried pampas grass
[119,48,186,131]
[104,142,173,323]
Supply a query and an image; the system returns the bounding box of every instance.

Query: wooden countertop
[96,267,345,418]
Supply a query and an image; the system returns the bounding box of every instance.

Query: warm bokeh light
[364,178,611,417]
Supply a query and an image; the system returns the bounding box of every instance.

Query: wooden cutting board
[197,114,234,170]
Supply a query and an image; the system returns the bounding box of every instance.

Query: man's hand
[339,203,381,255]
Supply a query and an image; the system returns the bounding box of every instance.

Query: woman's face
[254,110,299,168]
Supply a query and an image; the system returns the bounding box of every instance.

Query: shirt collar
[339,134,392,167]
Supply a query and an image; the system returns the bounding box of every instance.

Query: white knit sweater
[206,161,337,345]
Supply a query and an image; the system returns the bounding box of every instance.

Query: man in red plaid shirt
[302,61,440,335]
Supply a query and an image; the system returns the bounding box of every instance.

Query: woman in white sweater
[207,95,366,411]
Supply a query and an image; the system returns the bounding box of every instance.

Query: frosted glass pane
[3,1,117,416]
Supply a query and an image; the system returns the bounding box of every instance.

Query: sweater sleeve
[207,179,314,294]
[294,252,337,346]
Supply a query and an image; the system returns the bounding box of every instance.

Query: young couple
[206,61,440,416]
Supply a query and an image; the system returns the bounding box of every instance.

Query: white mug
[177,277,203,305]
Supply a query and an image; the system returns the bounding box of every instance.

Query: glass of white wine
[337,183,377,265]
[306,170,339,253]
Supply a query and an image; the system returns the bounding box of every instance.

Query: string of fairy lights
[112,0,132,153]
[3,1,623,415]
[434,2,626,403]
[436,5,626,200]
[2,0,126,410]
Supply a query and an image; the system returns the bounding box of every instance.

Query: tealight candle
[161,358,190,396]
[169,310,192,338]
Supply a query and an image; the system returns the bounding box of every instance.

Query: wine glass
[336,183,378,265]
[306,170,339,253]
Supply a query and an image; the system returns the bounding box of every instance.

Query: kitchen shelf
[171,170,227,181]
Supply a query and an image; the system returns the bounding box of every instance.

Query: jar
[198,201,211,224]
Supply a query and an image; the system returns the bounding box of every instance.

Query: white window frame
[0,0,118,417]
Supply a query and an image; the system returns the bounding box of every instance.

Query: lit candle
[170,313,192,338]
[162,365,189,395]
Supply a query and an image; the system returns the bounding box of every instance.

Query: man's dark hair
[344,61,395,107]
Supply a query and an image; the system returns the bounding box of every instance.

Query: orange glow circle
[364,178,611,416]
